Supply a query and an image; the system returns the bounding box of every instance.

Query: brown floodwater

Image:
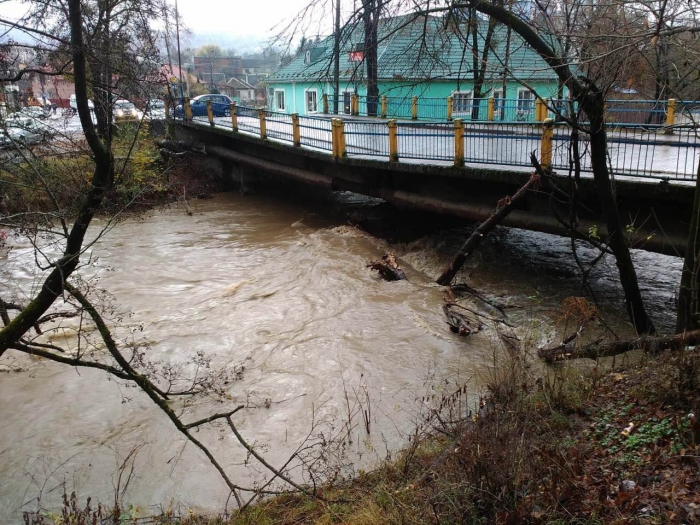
[0,188,682,521]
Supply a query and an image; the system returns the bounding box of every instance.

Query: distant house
[266,14,564,119]
[222,77,256,102]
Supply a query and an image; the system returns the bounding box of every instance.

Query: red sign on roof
[349,51,364,62]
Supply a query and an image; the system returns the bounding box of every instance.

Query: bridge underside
[172,123,694,257]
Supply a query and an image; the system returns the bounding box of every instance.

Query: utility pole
[208,51,214,92]
[333,0,341,114]
[174,0,184,100]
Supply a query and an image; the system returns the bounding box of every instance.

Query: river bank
[226,350,700,525]
[3,187,692,523]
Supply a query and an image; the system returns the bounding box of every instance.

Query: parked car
[0,117,48,148]
[174,94,232,118]
[69,94,95,111]
[19,106,48,119]
[113,99,141,122]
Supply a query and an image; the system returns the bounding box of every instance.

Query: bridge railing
[176,103,700,181]
[314,95,698,126]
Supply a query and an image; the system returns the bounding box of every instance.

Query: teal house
[266,14,565,121]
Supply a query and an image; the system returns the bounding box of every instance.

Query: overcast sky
[1,0,336,52]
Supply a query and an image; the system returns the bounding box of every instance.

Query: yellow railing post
[412,96,418,120]
[258,108,267,139]
[230,102,238,132]
[381,95,387,119]
[322,93,329,114]
[541,118,554,171]
[535,98,543,122]
[331,119,339,157]
[666,98,676,133]
[206,100,214,126]
[338,119,346,156]
[447,96,453,121]
[292,113,301,146]
[487,97,495,121]
[388,119,398,162]
[184,98,192,121]
[351,94,358,116]
[331,118,346,158]
[454,119,464,167]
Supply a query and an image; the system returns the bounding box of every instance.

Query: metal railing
[173,102,700,181]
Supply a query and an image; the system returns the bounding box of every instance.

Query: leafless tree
[0,0,351,515]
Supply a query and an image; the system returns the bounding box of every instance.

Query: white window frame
[274,89,286,111]
[451,90,473,115]
[516,88,535,118]
[305,89,318,113]
[493,89,505,119]
[342,90,353,114]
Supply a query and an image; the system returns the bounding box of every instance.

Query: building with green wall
[266,14,565,121]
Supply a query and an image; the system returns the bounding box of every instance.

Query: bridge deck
[181,110,699,183]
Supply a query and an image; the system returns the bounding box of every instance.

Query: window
[306,90,318,113]
[274,90,285,111]
[493,89,505,119]
[516,89,534,120]
[452,91,472,114]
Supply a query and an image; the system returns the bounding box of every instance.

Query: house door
[343,92,351,114]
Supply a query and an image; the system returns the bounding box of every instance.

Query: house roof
[226,77,255,90]
[268,14,559,85]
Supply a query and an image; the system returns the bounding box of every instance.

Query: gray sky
[2,0,330,51]
[177,0,310,39]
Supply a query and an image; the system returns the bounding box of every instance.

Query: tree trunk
[538,329,700,362]
[437,173,539,285]
[583,94,656,335]
[677,161,700,332]
[470,14,496,120]
[333,0,341,114]
[362,0,381,116]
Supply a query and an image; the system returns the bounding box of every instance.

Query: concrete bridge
[169,115,694,257]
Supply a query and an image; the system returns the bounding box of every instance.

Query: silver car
[0,117,48,148]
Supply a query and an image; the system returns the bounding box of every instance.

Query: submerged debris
[367,252,407,281]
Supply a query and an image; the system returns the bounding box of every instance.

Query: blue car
[174,94,233,118]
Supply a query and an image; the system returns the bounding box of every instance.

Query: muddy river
[0,188,682,521]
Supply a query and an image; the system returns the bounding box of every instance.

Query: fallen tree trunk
[367,252,406,281]
[538,329,700,362]
[436,173,540,286]
[443,303,483,336]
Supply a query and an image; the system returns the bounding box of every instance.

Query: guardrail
[311,95,700,128]
[174,102,700,181]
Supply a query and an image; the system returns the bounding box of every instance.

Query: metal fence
[298,115,333,152]
[176,104,700,181]
[300,95,700,127]
[344,120,390,158]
